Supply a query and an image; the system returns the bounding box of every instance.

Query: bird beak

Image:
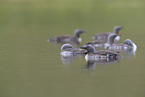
[81,30,86,33]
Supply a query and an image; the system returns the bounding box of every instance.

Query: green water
[0,0,145,97]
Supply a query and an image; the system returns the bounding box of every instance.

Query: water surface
[0,0,145,97]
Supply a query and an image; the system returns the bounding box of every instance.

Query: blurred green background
[0,0,145,97]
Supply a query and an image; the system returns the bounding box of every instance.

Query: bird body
[86,33,119,48]
[48,29,85,46]
[60,44,87,57]
[80,45,122,61]
[107,39,137,55]
[92,26,122,43]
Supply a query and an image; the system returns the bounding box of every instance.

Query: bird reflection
[85,57,121,69]
[86,60,96,69]
[61,54,85,64]
[61,54,74,64]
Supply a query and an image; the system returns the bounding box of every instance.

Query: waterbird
[92,26,122,43]
[80,45,122,61]
[86,33,120,48]
[107,39,137,54]
[60,44,87,57]
[48,29,86,46]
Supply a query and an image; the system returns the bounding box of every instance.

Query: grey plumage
[123,39,133,46]
[61,44,87,55]
[92,26,122,42]
[107,39,137,55]
[86,34,119,48]
[48,29,85,46]
[108,33,119,45]
[80,45,122,59]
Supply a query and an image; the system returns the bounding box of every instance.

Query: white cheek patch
[78,38,82,42]
[114,36,120,44]
[115,36,120,41]
[85,54,89,61]
[133,43,137,52]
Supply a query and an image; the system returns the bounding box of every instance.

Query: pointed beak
[81,30,86,33]
[120,27,123,29]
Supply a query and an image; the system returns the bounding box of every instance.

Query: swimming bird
[86,33,120,48]
[107,39,137,54]
[80,45,122,61]
[92,26,122,43]
[60,44,87,57]
[48,29,86,46]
